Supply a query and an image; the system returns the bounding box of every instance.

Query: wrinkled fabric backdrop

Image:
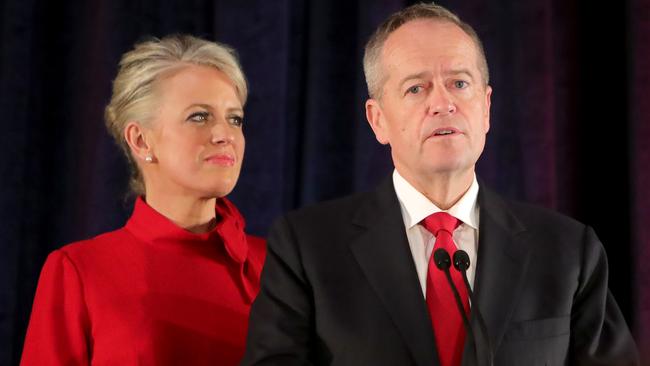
[1,0,648,364]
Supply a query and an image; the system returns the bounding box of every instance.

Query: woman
[20,35,265,365]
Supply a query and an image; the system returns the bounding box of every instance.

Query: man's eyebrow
[397,69,477,89]
[445,68,475,80]
[398,72,430,89]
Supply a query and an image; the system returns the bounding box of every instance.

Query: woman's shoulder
[54,226,133,265]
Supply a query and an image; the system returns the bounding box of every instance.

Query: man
[243,3,639,366]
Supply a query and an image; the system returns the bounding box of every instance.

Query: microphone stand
[453,250,494,366]
[433,249,479,366]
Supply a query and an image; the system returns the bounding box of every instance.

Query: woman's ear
[124,122,154,163]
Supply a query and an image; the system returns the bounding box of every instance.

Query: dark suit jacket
[242,177,638,365]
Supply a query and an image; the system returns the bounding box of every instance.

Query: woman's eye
[187,111,210,123]
[406,85,422,94]
[453,80,469,89]
[228,115,244,127]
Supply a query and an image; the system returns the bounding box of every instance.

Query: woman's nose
[210,121,235,145]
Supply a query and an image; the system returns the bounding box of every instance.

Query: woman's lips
[205,154,235,166]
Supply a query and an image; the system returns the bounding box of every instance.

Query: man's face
[366,19,491,186]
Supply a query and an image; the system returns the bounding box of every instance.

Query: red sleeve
[20,250,91,365]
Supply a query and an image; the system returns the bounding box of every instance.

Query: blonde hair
[363,2,489,99]
[104,34,248,196]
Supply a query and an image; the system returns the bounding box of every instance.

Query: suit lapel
[472,185,532,353]
[349,178,439,366]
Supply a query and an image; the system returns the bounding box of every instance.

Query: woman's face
[143,64,245,199]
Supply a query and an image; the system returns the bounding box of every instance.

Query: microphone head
[433,248,451,270]
[453,250,471,271]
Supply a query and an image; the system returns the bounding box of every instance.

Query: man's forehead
[384,20,476,56]
[380,19,480,77]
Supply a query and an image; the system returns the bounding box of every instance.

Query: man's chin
[419,163,475,179]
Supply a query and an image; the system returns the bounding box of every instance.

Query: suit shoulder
[505,199,585,233]
[493,196,594,252]
[282,190,374,225]
[487,193,604,274]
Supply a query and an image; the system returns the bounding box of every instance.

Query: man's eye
[187,111,210,123]
[453,80,469,89]
[228,115,244,127]
[406,85,422,94]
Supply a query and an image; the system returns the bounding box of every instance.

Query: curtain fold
[630,0,650,361]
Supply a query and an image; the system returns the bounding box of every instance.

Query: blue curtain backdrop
[1,0,649,364]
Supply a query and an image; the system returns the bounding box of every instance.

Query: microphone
[433,248,478,365]
[452,250,494,366]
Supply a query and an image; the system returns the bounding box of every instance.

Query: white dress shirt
[392,170,480,298]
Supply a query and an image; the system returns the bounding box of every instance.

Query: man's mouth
[431,127,460,137]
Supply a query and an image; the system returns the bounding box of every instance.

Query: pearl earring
[145,155,153,163]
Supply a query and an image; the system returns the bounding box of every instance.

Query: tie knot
[421,212,460,236]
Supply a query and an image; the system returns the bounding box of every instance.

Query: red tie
[422,212,469,366]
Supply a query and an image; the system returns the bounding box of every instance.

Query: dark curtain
[631,0,650,360]
[0,0,648,364]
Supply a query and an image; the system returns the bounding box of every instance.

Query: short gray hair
[104,34,248,196]
[363,2,489,99]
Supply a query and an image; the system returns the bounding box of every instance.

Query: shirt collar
[392,169,479,230]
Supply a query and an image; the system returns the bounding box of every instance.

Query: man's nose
[427,86,456,116]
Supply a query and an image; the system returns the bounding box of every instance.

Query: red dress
[20,197,266,366]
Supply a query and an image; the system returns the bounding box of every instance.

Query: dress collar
[125,196,249,264]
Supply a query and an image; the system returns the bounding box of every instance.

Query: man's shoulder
[481,188,603,277]
[283,189,378,226]
[509,198,582,228]
[482,186,588,238]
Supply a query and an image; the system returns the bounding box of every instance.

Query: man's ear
[124,122,154,162]
[483,85,492,133]
[365,98,389,145]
